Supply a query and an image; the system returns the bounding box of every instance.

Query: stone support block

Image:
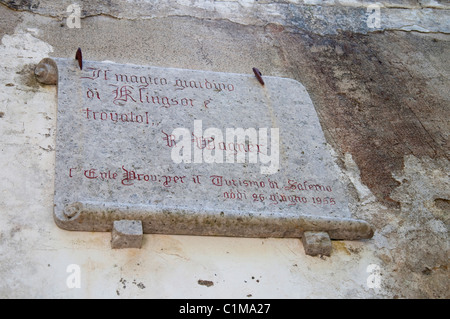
[111,220,143,249]
[302,231,332,256]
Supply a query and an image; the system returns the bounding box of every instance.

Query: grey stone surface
[302,231,332,256]
[1,0,448,35]
[52,57,373,240]
[111,220,143,249]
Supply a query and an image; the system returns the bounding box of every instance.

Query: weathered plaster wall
[0,0,448,298]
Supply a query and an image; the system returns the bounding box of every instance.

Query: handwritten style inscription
[54,59,352,223]
[81,66,231,110]
[69,166,336,207]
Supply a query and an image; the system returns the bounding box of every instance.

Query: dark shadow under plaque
[39,57,373,254]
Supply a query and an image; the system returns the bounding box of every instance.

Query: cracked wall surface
[0,0,448,298]
[1,0,449,34]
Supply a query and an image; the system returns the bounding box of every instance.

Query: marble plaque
[52,58,373,240]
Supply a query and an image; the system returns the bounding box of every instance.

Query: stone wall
[0,0,448,298]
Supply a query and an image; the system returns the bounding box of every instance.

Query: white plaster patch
[1,31,53,68]
[343,153,377,205]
